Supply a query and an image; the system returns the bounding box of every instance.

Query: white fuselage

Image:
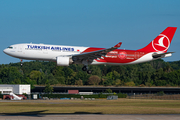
[3,43,88,61]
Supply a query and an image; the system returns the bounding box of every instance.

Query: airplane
[3,27,177,74]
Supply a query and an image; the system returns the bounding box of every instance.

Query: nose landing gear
[20,59,23,67]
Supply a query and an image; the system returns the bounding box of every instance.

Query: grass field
[0,99,180,114]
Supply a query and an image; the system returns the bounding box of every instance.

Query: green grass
[0,99,180,114]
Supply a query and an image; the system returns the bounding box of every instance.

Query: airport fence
[0,93,127,100]
[41,93,127,99]
[128,93,180,100]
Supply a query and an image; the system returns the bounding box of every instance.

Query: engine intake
[56,56,73,66]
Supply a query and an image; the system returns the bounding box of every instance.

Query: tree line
[0,59,180,88]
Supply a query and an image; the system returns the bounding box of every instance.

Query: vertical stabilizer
[137,27,177,53]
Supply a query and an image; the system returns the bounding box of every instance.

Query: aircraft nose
[3,49,6,53]
[3,49,8,54]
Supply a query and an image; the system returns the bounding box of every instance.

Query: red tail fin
[137,27,177,53]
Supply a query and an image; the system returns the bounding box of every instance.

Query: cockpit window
[7,46,13,49]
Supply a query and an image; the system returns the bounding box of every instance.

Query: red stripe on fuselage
[82,47,149,63]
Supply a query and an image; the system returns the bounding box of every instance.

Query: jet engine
[56,56,73,66]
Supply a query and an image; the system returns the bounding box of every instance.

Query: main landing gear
[82,66,92,74]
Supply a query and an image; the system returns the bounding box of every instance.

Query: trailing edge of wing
[72,42,122,62]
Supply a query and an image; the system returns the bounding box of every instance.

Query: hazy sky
[0,0,180,64]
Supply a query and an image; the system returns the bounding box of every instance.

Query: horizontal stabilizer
[152,52,174,58]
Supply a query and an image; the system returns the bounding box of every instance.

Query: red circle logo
[118,51,127,59]
[152,34,170,52]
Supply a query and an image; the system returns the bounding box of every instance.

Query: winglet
[114,42,122,48]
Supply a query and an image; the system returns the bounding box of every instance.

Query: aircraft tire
[87,70,92,74]
[82,66,87,71]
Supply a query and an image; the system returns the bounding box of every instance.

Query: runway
[0,114,180,120]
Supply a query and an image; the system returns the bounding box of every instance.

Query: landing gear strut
[82,66,92,74]
[20,59,23,67]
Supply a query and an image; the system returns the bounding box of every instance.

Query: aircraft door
[135,52,139,59]
[18,46,22,52]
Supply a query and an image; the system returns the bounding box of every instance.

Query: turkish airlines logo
[118,51,127,59]
[152,34,170,52]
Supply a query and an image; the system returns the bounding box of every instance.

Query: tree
[24,77,35,89]
[105,89,112,93]
[75,79,83,86]
[125,81,135,86]
[44,80,54,94]
[74,71,90,85]
[0,66,23,84]
[89,66,102,77]
[52,66,64,77]
[29,70,42,85]
[2,59,180,87]
[12,79,21,84]
[106,71,120,81]
[47,73,58,85]
[55,76,66,84]
[62,67,74,78]
[114,79,122,86]
[87,75,101,85]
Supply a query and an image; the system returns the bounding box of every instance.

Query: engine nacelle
[56,56,72,66]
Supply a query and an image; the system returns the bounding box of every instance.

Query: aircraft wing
[72,42,122,63]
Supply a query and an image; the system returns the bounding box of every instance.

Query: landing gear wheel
[82,66,87,71]
[87,70,92,74]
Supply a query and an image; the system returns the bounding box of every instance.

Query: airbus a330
[3,27,177,74]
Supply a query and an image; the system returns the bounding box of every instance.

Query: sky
[0,0,180,64]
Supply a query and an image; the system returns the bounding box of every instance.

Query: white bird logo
[155,36,166,48]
